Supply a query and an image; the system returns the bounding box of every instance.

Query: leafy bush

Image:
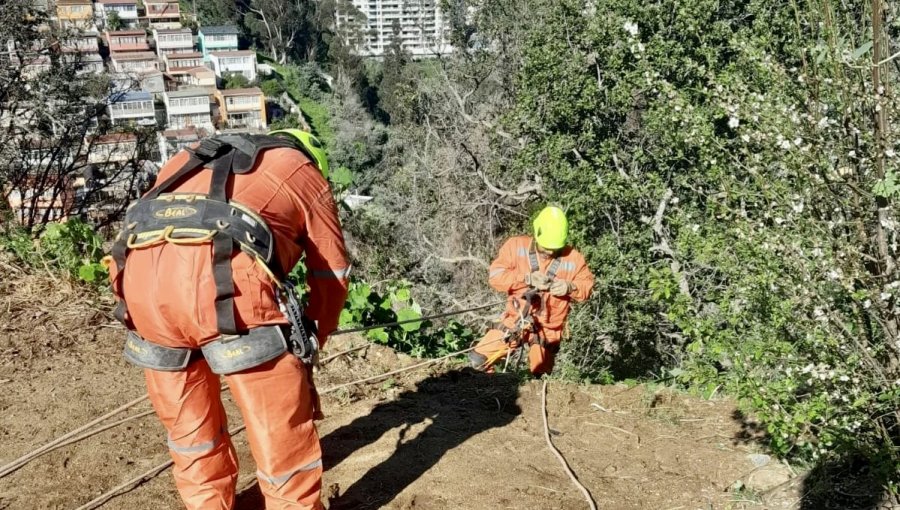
[1,219,108,285]
[338,279,473,357]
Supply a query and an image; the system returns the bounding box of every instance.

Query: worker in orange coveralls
[470,206,594,376]
[105,129,349,510]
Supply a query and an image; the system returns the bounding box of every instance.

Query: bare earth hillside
[0,261,807,510]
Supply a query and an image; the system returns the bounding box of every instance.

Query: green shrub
[1,219,108,286]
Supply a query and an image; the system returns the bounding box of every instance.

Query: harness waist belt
[123,331,192,371]
[201,325,288,375]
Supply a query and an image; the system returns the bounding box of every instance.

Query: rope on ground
[0,300,503,481]
[0,393,151,479]
[541,380,598,510]
[318,343,369,364]
[71,343,490,509]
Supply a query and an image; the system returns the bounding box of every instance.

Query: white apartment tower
[337,0,452,57]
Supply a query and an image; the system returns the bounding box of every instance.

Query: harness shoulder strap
[528,240,562,279]
[546,258,562,279]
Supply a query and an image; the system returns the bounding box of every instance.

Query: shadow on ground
[320,368,521,509]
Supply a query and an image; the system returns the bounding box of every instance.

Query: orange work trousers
[473,328,562,375]
[145,353,323,510]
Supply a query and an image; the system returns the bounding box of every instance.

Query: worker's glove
[549,279,575,297]
[524,271,551,290]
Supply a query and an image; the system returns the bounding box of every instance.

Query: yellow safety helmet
[268,128,330,178]
[533,206,568,250]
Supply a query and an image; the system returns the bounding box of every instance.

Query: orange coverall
[473,235,594,375]
[108,146,350,510]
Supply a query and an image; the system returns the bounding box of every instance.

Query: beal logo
[154,206,198,219]
[222,345,252,358]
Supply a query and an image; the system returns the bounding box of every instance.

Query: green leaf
[366,328,390,344]
[394,288,411,302]
[397,307,423,332]
[851,41,873,60]
[330,166,354,188]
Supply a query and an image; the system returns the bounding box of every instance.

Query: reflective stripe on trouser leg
[144,359,238,510]
[225,353,324,510]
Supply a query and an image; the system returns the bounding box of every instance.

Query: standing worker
[105,129,350,510]
[470,206,594,376]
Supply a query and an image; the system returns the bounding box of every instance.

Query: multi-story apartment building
[163,89,213,130]
[158,127,203,161]
[110,51,161,73]
[197,25,239,58]
[56,0,95,29]
[153,28,193,57]
[59,31,104,75]
[208,50,257,82]
[336,0,452,57]
[164,51,203,71]
[87,133,139,165]
[108,90,157,127]
[105,29,150,52]
[215,88,267,131]
[61,31,100,53]
[95,0,139,29]
[145,0,181,28]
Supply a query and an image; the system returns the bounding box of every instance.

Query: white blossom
[623,21,639,36]
[728,117,740,129]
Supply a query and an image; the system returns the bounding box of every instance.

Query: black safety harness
[111,134,321,369]
[502,243,563,349]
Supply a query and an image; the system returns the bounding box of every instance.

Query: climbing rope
[542,380,599,510]
[72,342,497,510]
[0,300,505,480]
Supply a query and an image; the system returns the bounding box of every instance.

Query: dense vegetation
[3,0,899,495]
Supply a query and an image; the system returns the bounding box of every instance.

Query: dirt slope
[0,261,802,510]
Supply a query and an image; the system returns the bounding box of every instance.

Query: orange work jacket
[488,235,594,333]
[108,146,350,349]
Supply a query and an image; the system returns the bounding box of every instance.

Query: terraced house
[208,51,257,83]
[145,0,181,29]
[55,0,94,29]
[197,25,239,58]
[215,88,267,131]
[107,91,156,127]
[95,0,139,29]
[163,89,213,130]
[163,52,203,72]
[153,28,193,57]
[110,51,160,73]
[105,29,150,53]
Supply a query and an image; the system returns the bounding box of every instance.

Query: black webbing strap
[209,157,238,334]
[146,138,231,199]
[528,241,562,279]
[111,234,129,326]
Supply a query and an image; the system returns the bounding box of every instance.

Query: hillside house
[197,25,239,57]
[110,51,160,73]
[163,89,212,130]
[153,28,193,57]
[105,29,150,52]
[95,0,139,29]
[107,90,156,127]
[145,0,181,29]
[215,88,267,131]
[208,50,257,83]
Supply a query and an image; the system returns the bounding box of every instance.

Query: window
[226,95,258,107]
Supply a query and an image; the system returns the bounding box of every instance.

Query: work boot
[468,350,487,369]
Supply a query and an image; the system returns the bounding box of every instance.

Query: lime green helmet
[533,206,568,250]
[268,128,329,178]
